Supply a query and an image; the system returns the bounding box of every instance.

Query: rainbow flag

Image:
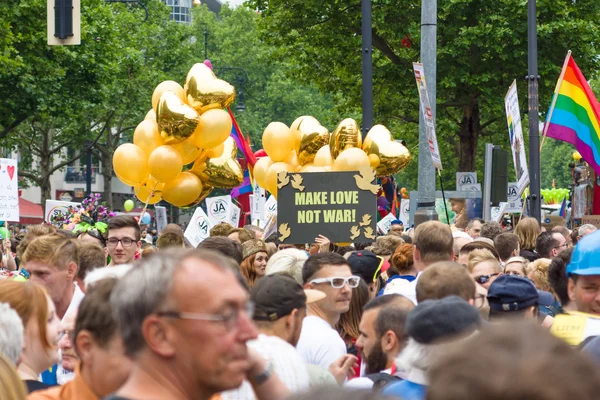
[543,52,600,175]
[227,108,257,169]
[231,169,252,198]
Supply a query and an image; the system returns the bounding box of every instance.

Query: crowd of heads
[0,213,599,400]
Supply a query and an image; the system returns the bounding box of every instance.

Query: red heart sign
[6,165,15,180]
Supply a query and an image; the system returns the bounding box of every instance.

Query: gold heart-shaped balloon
[295,117,330,166]
[329,118,362,159]
[157,91,199,145]
[362,125,412,176]
[198,137,244,189]
[184,63,236,114]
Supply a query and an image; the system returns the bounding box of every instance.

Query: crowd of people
[0,214,599,400]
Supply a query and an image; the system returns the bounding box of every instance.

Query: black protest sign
[277,168,378,244]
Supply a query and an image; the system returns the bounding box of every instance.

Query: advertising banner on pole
[413,63,443,170]
[155,206,168,233]
[505,80,530,196]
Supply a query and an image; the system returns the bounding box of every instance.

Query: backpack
[366,372,402,391]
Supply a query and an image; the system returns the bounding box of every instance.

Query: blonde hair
[468,249,502,273]
[526,258,553,292]
[22,233,78,271]
[0,353,26,400]
[515,217,541,251]
[504,256,529,275]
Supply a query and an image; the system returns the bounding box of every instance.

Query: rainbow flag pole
[542,51,600,175]
[541,50,571,150]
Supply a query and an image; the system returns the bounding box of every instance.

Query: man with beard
[346,294,414,390]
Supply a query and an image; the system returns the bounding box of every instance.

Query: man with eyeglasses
[535,231,567,259]
[107,249,289,400]
[296,253,359,378]
[106,216,142,266]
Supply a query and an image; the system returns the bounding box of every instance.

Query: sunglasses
[310,276,361,289]
[474,273,500,285]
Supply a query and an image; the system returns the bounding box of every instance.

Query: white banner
[377,213,396,234]
[400,199,410,226]
[505,182,522,213]
[252,185,266,222]
[155,206,168,233]
[45,200,80,224]
[261,195,277,229]
[491,202,508,223]
[0,159,19,222]
[184,207,213,248]
[230,203,241,228]
[413,63,443,170]
[505,80,530,196]
[205,195,233,226]
[456,172,477,190]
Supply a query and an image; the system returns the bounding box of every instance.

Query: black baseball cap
[251,274,325,321]
[487,275,555,312]
[348,251,384,283]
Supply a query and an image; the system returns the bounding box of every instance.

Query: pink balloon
[203,59,213,70]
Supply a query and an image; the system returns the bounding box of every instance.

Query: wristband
[249,361,273,386]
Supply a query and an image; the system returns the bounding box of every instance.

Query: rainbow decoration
[543,51,600,175]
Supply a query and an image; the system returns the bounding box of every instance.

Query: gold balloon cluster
[255,117,411,196]
[112,64,244,208]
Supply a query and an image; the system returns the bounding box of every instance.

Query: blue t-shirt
[383,380,427,400]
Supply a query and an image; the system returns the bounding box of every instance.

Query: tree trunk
[102,153,113,208]
[457,102,480,172]
[39,130,52,209]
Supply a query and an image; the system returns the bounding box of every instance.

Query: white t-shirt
[63,282,85,321]
[344,367,393,390]
[296,315,347,370]
[384,272,421,305]
[222,334,310,400]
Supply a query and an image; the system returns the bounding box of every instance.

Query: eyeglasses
[107,237,136,247]
[156,302,255,331]
[310,276,361,289]
[474,273,500,285]
[554,242,568,250]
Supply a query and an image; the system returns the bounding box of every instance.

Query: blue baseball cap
[487,275,554,311]
[391,219,403,226]
[567,230,600,276]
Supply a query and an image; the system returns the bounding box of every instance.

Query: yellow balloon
[157,91,199,145]
[170,135,201,164]
[299,164,327,173]
[133,119,164,157]
[113,144,149,186]
[134,185,162,205]
[202,137,244,188]
[162,172,204,207]
[254,157,273,189]
[145,109,156,121]
[152,80,185,113]
[148,145,183,183]
[362,125,411,176]
[291,116,319,153]
[207,143,225,159]
[329,118,362,159]
[265,162,295,195]
[296,118,329,166]
[314,145,333,166]
[283,150,299,170]
[262,122,294,162]
[142,175,166,193]
[184,63,236,114]
[333,148,370,172]
[181,183,214,208]
[193,109,232,150]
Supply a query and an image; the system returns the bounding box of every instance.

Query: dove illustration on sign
[291,174,305,191]
[359,214,371,227]
[363,226,375,239]
[277,171,290,189]
[278,223,291,241]
[349,225,361,240]
[353,167,379,195]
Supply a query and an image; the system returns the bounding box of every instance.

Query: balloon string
[138,182,158,226]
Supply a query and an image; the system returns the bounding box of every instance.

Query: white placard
[261,196,277,229]
[377,213,397,234]
[230,203,241,228]
[0,159,19,222]
[456,172,477,190]
[461,184,482,192]
[251,185,266,223]
[205,195,232,226]
[505,80,530,196]
[155,206,168,233]
[400,199,410,226]
[413,63,443,170]
[184,207,213,248]
[505,182,522,213]
[491,202,508,223]
[45,200,80,224]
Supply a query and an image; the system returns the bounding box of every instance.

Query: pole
[204,25,208,60]
[527,0,541,224]
[414,0,438,226]
[438,171,450,225]
[361,0,373,137]
[85,146,92,197]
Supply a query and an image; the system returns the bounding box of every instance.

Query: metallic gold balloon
[262,122,294,162]
[193,109,232,150]
[184,63,236,114]
[113,143,149,186]
[332,148,370,172]
[295,118,330,166]
[201,137,244,189]
[157,91,199,145]
[152,80,186,113]
[329,118,362,159]
[170,135,201,165]
[181,182,214,208]
[362,125,412,176]
[283,150,299,170]
[148,145,183,183]
[254,156,273,189]
[314,145,333,167]
[291,116,319,153]
[133,119,164,157]
[162,172,203,207]
[207,143,224,159]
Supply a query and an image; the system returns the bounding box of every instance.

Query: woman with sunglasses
[468,249,503,290]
